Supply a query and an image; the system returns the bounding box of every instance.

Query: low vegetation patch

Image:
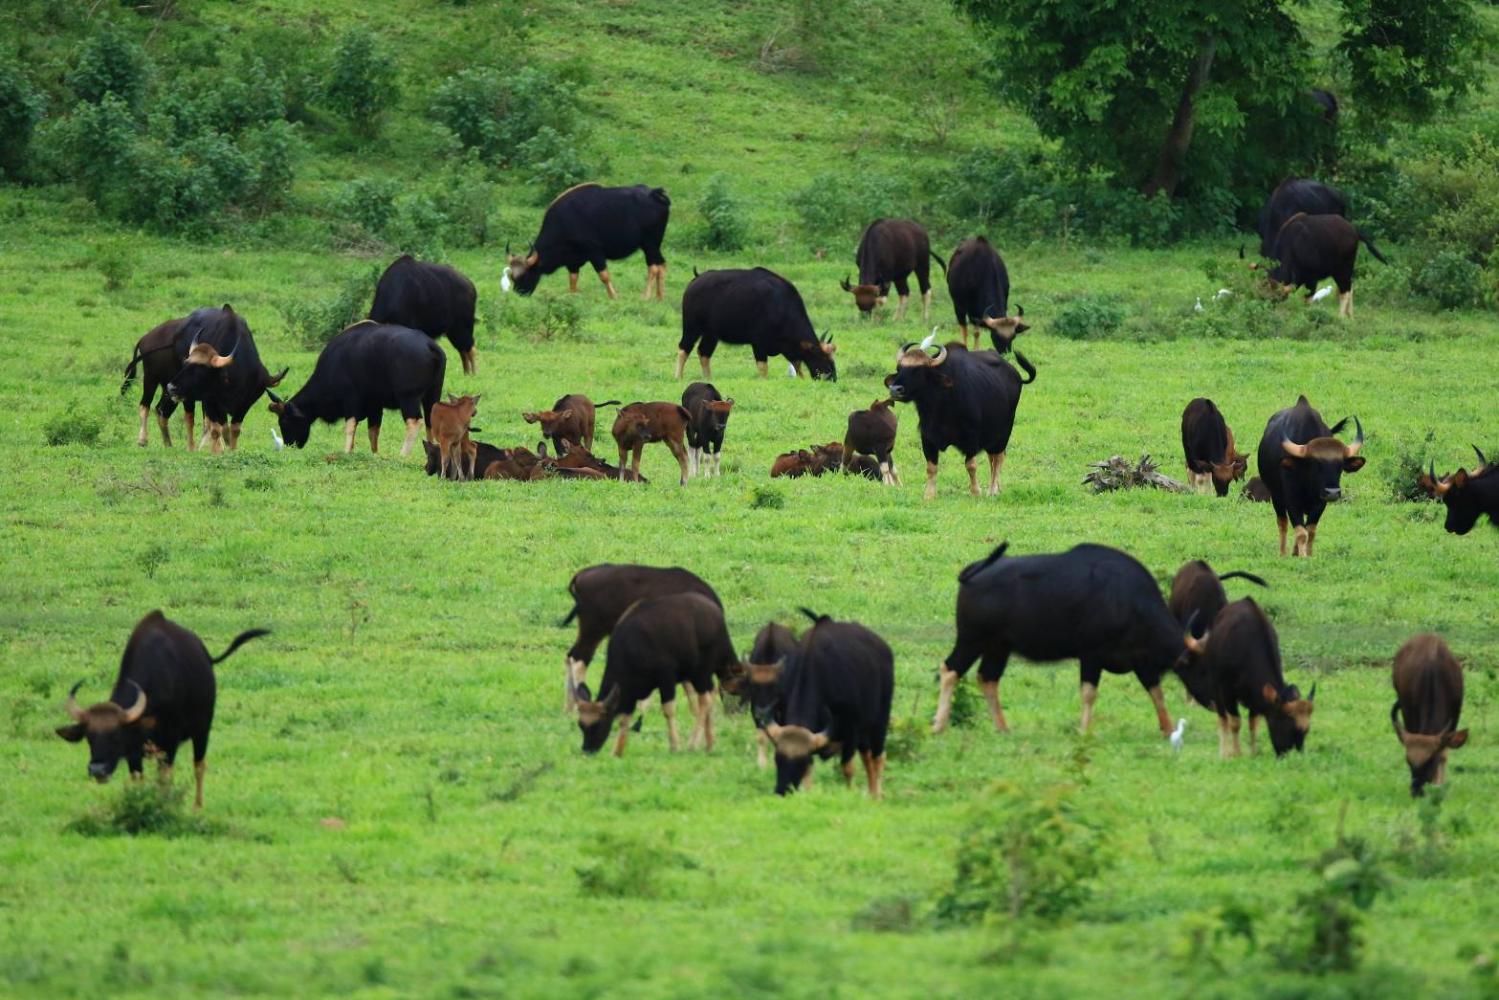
[65,783,225,839]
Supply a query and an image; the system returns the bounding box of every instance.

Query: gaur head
[702,399,734,433]
[1418,446,1491,535]
[1261,682,1316,755]
[1280,416,1365,501]
[265,389,312,448]
[166,307,240,403]
[840,275,887,315]
[799,332,838,381]
[883,341,953,403]
[504,243,542,296]
[763,722,831,795]
[1390,704,1467,797]
[743,658,786,725]
[523,408,575,439]
[572,683,622,754]
[54,680,150,783]
[981,304,1030,353]
[808,442,844,474]
[1192,426,1250,497]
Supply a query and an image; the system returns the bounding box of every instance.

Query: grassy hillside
[3,2,1499,998]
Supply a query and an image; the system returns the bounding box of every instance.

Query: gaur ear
[1451,469,1468,487]
[1015,322,1030,334]
[268,401,286,414]
[575,683,593,703]
[1280,457,1296,469]
[1261,683,1279,706]
[1447,729,1469,749]
[556,409,574,421]
[522,412,540,423]
[55,723,87,743]
[799,340,817,354]
[882,374,895,387]
[1344,456,1366,473]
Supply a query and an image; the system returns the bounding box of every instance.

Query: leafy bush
[1051,295,1126,340]
[516,125,591,200]
[87,240,133,291]
[280,267,381,349]
[934,780,1109,924]
[697,173,749,251]
[242,120,301,214]
[67,21,150,110]
[323,27,398,137]
[575,831,692,898]
[42,402,103,446]
[432,151,493,247]
[749,485,785,510]
[65,783,223,838]
[1385,428,1439,503]
[789,171,906,244]
[431,65,582,166]
[207,56,288,134]
[332,178,400,240]
[1271,831,1391,974]
[0,64,42,179]
[1412,249,1486,309]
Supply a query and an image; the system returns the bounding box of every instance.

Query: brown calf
[554,439,647,482]
[1392,633,1468,796]
[612,402,691,485]
[844,398,901,485]
[430,394,481,480]
[771,450,815,478]
[483,446,543,481]
[523,394,620,452]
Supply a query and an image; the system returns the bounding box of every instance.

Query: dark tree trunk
[1143,33,1218,199]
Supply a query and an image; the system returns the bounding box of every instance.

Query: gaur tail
[650,187,671,207]
[958,542,1010,584]
[1218,571,1269,589]
[1013,351,1038,384]
[928,249,948,276]
[798,607,830,626]
[211,628,272,664]
[120,346,144,395]
[559,605,579,628]
[1359,231,1390,265]
[594,400,622,409]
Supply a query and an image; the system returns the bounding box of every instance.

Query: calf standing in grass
[122,316,194,448]
[55,610,269,809]
[560,564,720,712]
[523,393,619,453]
[760,609,893,798]
[1167,560,1267,634]
[682,382,734,477]
[612,402,692,485]
[429,394,481,480]
[732,621,800,769]
[571,593,738,756]
[843,398,900,485]
[1180,398,1248,496]
[946,236,1027,351]
[1187,598,1314,757]
[1392,633,1467,796]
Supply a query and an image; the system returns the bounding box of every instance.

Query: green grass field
[4,2,1499,997]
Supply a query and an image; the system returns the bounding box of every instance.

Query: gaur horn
[210,332,239,368]
[840,275,853,292]
[1307,683,1317,701]
[1345,417,1364,457]
[1390,701,1406,741]
[118,680,147,724]
[1281,438,1310,459]
[1017,304,1024,318]
[930,345,948,365]
[1474,444,1488,469]
[504,241,511,255]
[809,730,830,751]
[266,388,284,405]
[65,681,87,722]
[984,304,1000,321]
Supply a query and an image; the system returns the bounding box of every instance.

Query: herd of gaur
[65,178,1493,805]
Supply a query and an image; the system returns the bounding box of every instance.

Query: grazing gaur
[1185,598,1314,758]
[884,341,1036,499]
[54,611,269,808]
[1255,395,1365,557]
[429,394,481,480]
[934,543,1204,738]
[1418,446,1499,534]
[731,621,801,769]
[369,254,480,375]
[122,316,196,448]
[1252,213,1388,317]
[571,593,739,756]
[1391,633,1468,796]
[267,321,445,456]
[612,401,692,485]
[759,609,894,798]
[1167,560,1268,638]
[522,394,619,453]
[504,183,671,300]
[560,564,721,712]
[682,382,734,478]
[842,219,945,322]
[1243,476,1273,502]
[843,397,901,485]
[423,439,507,481]
[164,305,288,454]
[677,268,837,380]
[1256,179,1347,260]
[1180,397,1249,496]
[552,439,646,482]
[946,237,1027,351]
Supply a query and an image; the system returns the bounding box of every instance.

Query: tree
[955,0,1485,202]
[323,26,398,138]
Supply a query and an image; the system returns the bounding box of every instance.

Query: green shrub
[332,178,399,240]
[1412,249,1486,309]
[575,831,691,899]
[42,402,103,446]
[1051,296,1126,340]
[207,56,287,134]
[65,783,223,838]
[87,240,133,291]
[323,27,398,137]
[697,173,749,251]
[431,65,582,166]
[243,120,301,214]
[516,125,592,200]
[67,21,150,110]
[789,171,906,244]
[934,780,1109,924]
[1271,831,1391,974]
[432,151,493,247]
[749,485,785,510]
[389,193,448,258]
[1386,428,1439,503]
[0,64,42,179]
[280,267,381,349]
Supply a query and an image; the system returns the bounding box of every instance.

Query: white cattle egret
[1310,285,1333,302]
[1215,288,1233,300]
[500,270,513,293]
[271,428,284,451]
[1194,297,1204,313]
[1170,718,1186,752]
[919,327,938,351]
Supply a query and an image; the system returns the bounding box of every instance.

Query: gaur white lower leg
[137,404,149,446]
[613,714,633,757]
[1079,681,1099,734]
[400,417,421,457]
[922,288,932,322]
[933,663,959,733]
[981,678,1010,732]
[599,268,618,299]
[755,360,768,378]
[344,417,358,453]
[662,699,680,751]
[923,460,939,500]
[368,425,380,454]
[674,349,688,380]
[157,411,173,447]
[965,456,979,497]
[988,451,1006,496]
[1148,684,1171,737]
[193,760,206,809]
[184,410,197,451]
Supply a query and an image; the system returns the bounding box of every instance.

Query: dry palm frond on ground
[1083,454,1189,494]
